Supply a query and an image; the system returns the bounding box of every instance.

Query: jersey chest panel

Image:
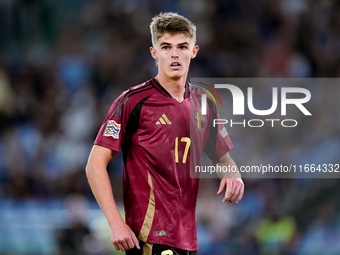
[131,94,192,186]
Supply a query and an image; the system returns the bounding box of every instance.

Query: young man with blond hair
[86,12,244,255]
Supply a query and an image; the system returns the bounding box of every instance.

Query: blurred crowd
[1,0,340,254]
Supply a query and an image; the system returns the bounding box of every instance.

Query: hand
[217,177,244,204]
[110,221,140,251]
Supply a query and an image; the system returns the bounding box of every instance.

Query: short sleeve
[204,107,233,161]
[94,91,131,154]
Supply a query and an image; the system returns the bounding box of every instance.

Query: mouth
[170,62,181,69]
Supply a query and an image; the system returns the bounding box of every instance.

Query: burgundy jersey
[94,78,233,251]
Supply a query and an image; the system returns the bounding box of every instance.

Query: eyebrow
[159,42,190,47]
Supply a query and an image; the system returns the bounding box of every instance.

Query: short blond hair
[150,12,196,47]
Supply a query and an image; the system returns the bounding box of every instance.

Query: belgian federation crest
[195,112,205,130]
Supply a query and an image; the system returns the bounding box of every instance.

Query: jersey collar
[151,78,190,99]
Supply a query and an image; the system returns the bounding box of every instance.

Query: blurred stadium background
[1,0,340,254]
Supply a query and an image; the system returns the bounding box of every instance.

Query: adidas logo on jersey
[156,114,172,125]
[156,230,167,236]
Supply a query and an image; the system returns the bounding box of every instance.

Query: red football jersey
[94,78,233,251]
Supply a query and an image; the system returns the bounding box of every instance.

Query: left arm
[212,152,244,204]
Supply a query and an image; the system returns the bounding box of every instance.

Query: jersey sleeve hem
[207,135,233,161]
[94,141,120,156]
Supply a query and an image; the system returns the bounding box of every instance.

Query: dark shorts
[126,240,197,255]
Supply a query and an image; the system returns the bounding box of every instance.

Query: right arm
[85,145,140,251]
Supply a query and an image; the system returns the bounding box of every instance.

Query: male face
[150,33,199,80]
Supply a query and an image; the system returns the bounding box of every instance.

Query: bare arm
[85,145,140,251]
[212,152,244,204]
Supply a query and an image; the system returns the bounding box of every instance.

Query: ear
[191,45,199,59]
[150,47,158,60]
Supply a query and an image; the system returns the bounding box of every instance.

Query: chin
[169,71,185,79]
[169,75,182,80]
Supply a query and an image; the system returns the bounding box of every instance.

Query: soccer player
[86,12,244,255]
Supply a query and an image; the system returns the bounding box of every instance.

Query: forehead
[157,32,193,46]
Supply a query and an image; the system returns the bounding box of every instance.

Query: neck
[156,73,187,102]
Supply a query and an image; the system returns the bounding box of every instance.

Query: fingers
[235,182,244,203]
[228,185,240,203]
[116,242,126,251]
[113,243,120,251]
[126,233,140,250]
[223,179,233,203]
[126,238,135,250]
[132,233,141,249]
[112,233,141,251]
[219,178,245,204]
[113,239,131,251]
[111,222,141,251]
[217,179,225,195]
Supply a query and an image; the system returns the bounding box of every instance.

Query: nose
[171,48,179,59]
